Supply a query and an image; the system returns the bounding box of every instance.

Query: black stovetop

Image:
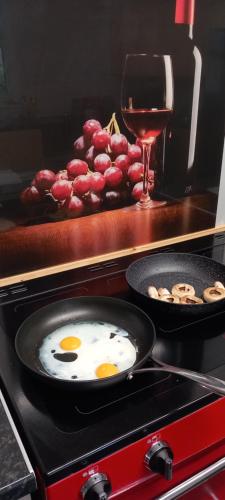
[1,234,225,485]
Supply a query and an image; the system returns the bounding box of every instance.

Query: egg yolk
[96,363,119,379]
[60,336,81,351]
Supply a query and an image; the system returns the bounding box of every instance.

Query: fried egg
[39,321,137,381]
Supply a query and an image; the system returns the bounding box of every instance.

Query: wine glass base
[136,199,167,209]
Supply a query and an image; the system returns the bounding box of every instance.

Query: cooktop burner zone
[1,233,225,499]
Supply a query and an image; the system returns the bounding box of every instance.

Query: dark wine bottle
[159,0,202,197]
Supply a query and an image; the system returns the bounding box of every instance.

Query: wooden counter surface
[0,192,222,285]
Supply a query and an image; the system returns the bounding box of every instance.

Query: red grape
[90,172,106,192]
[110,134,128,156]
[85,192,103,211]
[85,146,95,168]
[20,186,42,204]
[114,154,130,173]
[67,159,88,179]
[131,179,154,201]
[73,174,91,196]
[132,182,144,201]
[128,162,144,183]
[128,144,142,162]
[51,180,73,201]
[55,170,68,181]
[104,166,123,188]
[104,190,121,207]
[94,153,111,173]
[35,170,55,191]
[73,136,86,159]
[92,130,110,151]
[63,196,84,217]
[83,119,102,141]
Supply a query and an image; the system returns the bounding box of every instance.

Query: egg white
[39,321,137,381]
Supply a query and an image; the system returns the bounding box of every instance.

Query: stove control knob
[81,473,111,500]
[145,441,173,480]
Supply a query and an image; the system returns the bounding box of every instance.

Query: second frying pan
[126,253,225,320]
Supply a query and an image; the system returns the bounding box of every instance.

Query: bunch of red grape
[20,117,155,219]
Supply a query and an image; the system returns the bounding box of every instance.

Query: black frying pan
[15,295,225,396]
[126,253,225,320]
[15,296,155,391]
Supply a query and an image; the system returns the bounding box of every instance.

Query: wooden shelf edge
[1,224,225,287]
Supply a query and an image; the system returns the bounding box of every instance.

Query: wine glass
[121,53,173,208]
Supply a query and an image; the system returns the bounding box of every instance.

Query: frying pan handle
[129,366,225,397]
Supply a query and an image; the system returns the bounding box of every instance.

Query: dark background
[0,0,224,226]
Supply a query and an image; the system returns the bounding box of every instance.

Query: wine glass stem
[142,142,152,198]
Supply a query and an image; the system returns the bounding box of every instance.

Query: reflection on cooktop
[153,312,225,374]
[19,361,172,433]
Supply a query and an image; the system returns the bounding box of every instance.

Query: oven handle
[156,455,225,500]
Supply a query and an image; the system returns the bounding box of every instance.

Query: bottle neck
[188,24,193,40]
[175,0,195,39]
[174,23,194,42]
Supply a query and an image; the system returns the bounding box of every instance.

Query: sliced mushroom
[203,287,225,303]
[160,294,180,304]
[180,295,203,305]
[158,287,170,297]
[172,283,195,298]
[214,281,225,290]
[147,286,159,299]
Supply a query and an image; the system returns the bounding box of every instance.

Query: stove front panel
[46,396,225,500]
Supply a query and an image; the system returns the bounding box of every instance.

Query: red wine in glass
[121,54,173,208]
[122,108,172,142]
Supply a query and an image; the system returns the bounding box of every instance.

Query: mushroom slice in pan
[147,286,159,299]
[160,294,180,304]
[203,287,225,303]
[172,283,195,298]
[158,288,170,297]
[214,281,225,290]
[180,296,203,305]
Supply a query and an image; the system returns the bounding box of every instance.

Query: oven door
[111,454,225,500]
[157,455,225,500]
